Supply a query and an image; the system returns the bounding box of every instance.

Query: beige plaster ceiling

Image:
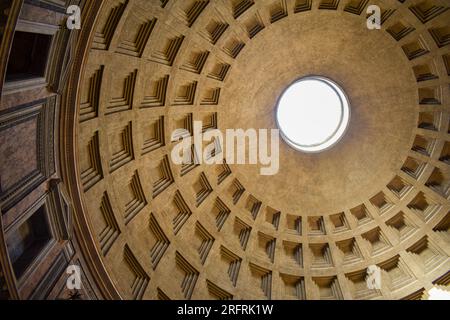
[223,11,417,215]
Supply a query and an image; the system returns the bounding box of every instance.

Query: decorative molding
[0,97,56,213]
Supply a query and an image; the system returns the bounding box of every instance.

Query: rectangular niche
[387,175,412,199]
[265,207,281,230]
[329,212,349,233]
[5,31,52,82]
[3,19,58,92]
[433,212,449,242]
[286,214,302,235]
[308,216,326,235]
[350,204,372,225]
[345,269,381,300]
[283,241,303,267]
[280,273,306,300]
[6,205,53,279]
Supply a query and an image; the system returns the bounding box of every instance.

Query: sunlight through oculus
[276,76,350,153]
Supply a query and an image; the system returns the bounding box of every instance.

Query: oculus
[276,76,350,153]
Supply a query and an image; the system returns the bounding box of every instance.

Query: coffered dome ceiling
[70,0,450,300]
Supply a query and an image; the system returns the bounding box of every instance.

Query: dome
[0,0,449,301]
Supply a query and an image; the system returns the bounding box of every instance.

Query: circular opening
[276,76,350,153]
